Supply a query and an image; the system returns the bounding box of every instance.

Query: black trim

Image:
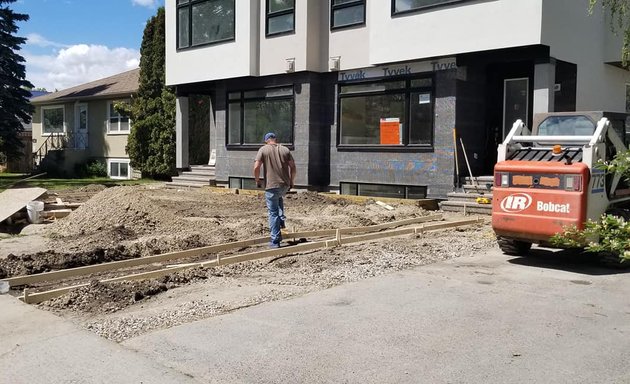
[266,0,295,37]
[176,0,236,51]
[226,85,296,147]
[331,0,366,30]
[336,76,435,149]
[391,0,473,16]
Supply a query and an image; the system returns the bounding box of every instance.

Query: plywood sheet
[0,188,47,223]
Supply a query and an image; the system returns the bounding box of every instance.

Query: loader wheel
[497,236,532,256]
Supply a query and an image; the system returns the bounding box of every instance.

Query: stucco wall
[541,0,630,112]
[166,0,259,86]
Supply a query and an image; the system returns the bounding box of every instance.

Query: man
[254,132,297,248]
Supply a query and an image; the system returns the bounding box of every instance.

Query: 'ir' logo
[500,193,533,213]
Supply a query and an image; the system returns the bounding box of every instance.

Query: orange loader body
[492,161,589,243]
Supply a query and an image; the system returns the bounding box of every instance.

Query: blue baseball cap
[264,132,276,142]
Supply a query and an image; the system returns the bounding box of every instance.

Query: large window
[42,106,65,135]
[177,0,235,49]
[108,102,131,134]
[338,78,433,147]
[331,0,365,29]
[266,0,294,36]
[392,0,470,15]
[227,87,294,146]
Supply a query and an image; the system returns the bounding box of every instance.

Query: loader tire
[497,236,532,256]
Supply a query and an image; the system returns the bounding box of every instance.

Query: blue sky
[10,0,164,91]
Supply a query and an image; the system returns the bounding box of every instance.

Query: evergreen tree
[126,7,176,178]
[0,0,34,161]
[590,0,630,67]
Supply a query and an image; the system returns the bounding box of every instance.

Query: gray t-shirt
[255,144,293,190]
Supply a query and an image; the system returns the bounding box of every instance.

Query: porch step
[439,200,493,215]
[463,183,493,193]
[189,165,216,176]
[464,175,494,184]
[166,164,217,189]
[446,192,493,203]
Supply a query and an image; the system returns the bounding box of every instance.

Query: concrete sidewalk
[0,294,200,384]
[123,249,630,384]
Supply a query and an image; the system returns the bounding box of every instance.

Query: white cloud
[26,33,69,48]
[132,0,158,8]
[24,44,140,91]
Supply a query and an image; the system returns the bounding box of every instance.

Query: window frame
[331,0,366,30]
[41,105,66,136]
[226,86,296,149]
[107,158,132,180]
[107,101,131,135]
[176,0,236,50]
[336,76,435,150]
[391,0,472,16]
[266,0,295,37]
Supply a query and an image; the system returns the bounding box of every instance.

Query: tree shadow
[507,247,630,276]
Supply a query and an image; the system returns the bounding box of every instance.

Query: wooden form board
[20,217,482,304]
[7,215,442,287]
[0,187,47,223]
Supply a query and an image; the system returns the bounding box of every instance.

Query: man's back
[255,144,293,189]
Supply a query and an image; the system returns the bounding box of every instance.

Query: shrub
[75,159,107,178]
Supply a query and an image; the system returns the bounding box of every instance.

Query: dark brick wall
[328,69,458,198]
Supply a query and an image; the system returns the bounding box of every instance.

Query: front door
[75,103,88,149]
[502,78,529,137]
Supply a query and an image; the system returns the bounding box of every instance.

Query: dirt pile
[45,186,430,255]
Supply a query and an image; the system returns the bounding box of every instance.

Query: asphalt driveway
[121,247,630,384]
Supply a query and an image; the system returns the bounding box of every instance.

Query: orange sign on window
[380,118,401,145]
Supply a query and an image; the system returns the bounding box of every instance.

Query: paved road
[122,248,630,384]
[3,247,630,383]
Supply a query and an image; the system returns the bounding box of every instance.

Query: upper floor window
[338,78,434,148]
[392,0,469,15]
[331,0,365,30]
[177,0,235,49]
[266,0,294,36]
[108,102,131,134]
[227,87,294,146]
[42,106,65,135]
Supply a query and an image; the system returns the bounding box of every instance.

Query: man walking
[254,132,297,248]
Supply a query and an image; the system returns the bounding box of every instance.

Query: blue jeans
[265,187,288,245]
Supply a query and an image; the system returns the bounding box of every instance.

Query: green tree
[0,0,34,161]
[125,7,176,178]
[590,0,630,67]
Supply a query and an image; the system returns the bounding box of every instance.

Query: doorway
[503,78,529,137]
[74,103,88,149]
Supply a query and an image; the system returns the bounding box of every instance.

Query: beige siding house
[30,69,139,179]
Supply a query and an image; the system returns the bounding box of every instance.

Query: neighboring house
[30,69,139,179]
[165,0,630,198]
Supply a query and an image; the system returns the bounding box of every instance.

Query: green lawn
[0,173,156,192]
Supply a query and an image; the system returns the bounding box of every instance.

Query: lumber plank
[17,218,483,305]
[5,215,442,287]
[5,236,271,287]
[0,187,47,224]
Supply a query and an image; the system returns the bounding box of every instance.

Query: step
[190,165,215,171]
[174,175,216,184]
[446,192,493,203]
[463,184,493,193]
[464,175,494,184]
[182,170,216,177]
[439,201,492,215]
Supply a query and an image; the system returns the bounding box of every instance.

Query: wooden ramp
[0,188,47,224]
